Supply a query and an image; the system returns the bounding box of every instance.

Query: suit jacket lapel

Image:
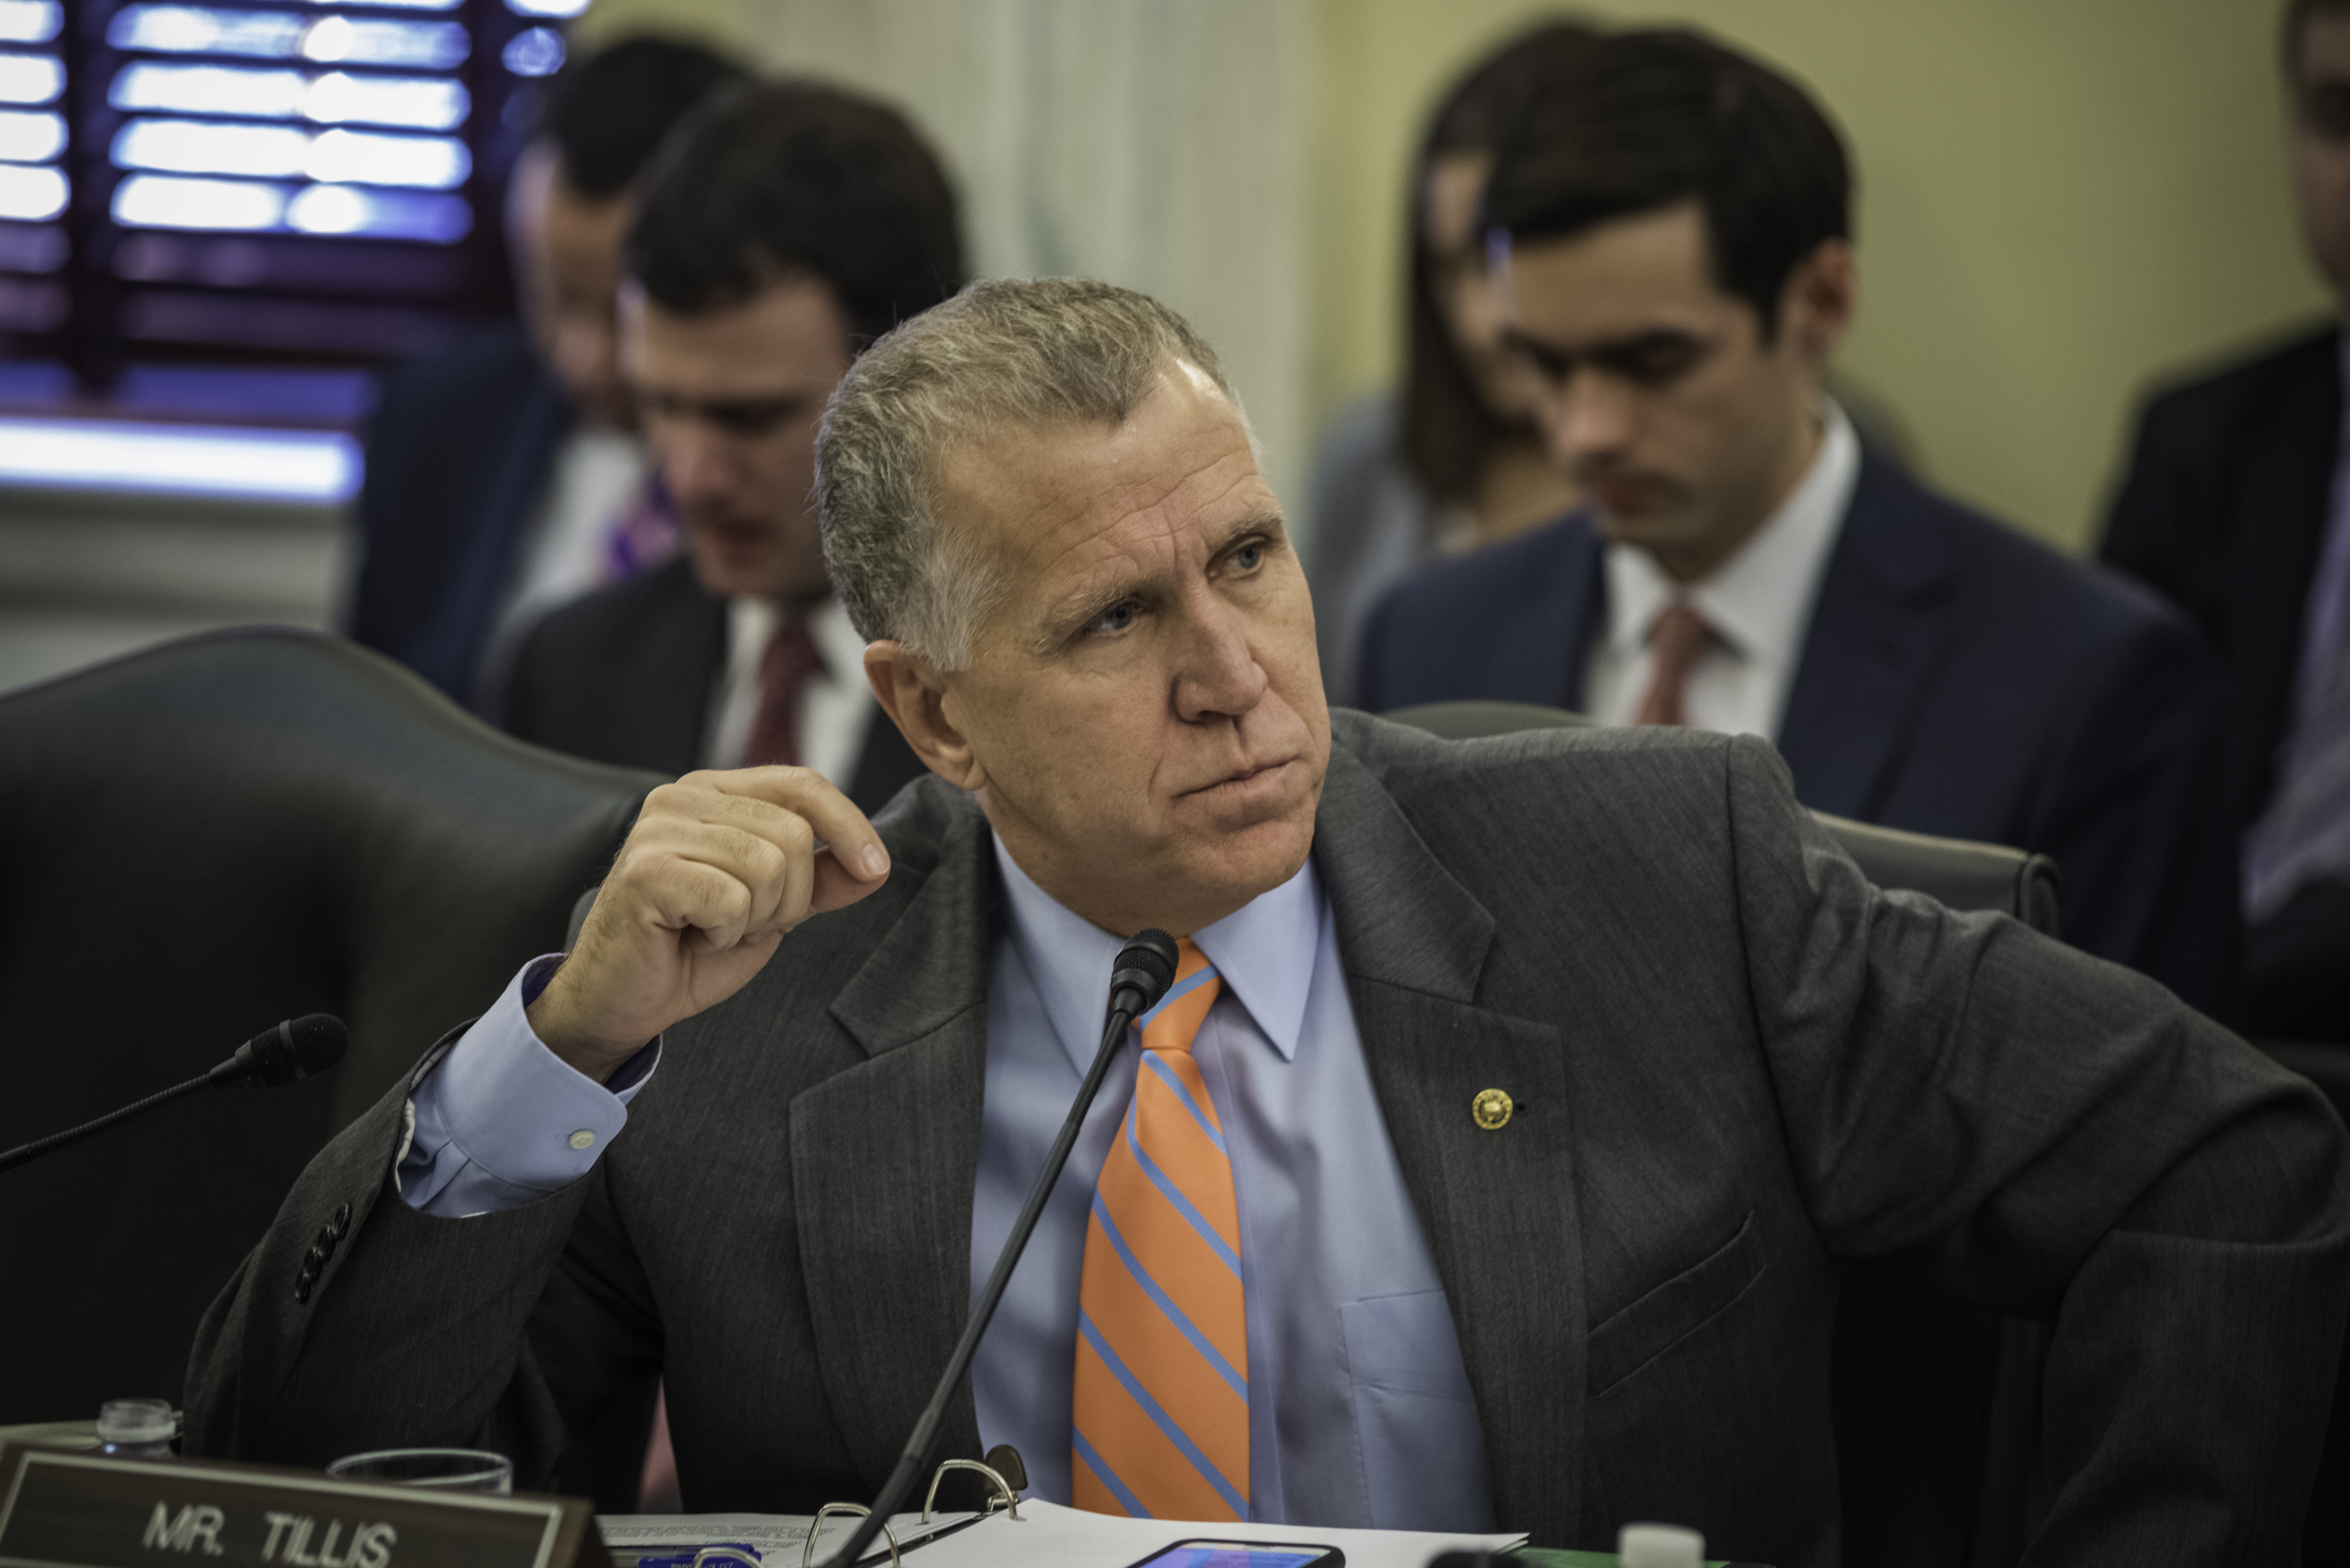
[649,563,730,776]
[788,751,1596,1528]
[1522,518,1604,710]
[595,559,726,777]
[1775,457,1957,818]
[1315,732,1588,1545]
[788,794,995,1491]
[1438,517,1604,710]
[1553,520,1605,711]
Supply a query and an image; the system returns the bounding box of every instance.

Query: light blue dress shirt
[396,956,658,1214]
[400,840,1494,1531]
[972,840,1492,1529]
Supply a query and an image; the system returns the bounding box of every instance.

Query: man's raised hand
[526,767,891,1081]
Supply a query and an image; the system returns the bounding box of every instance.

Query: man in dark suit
[191,278,2347,1564]
[494,80,958,815]
[1356,30,2230,1009]
[348,37,745,704]
[2101,0,2350,1040]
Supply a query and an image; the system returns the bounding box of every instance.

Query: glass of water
[326,1448,514,1493]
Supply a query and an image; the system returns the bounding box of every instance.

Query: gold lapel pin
[1471,1088,1514,1131]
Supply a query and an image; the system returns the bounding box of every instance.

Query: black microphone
[0,1014,349,1175]
[211,1014,350,1087]
[821,930,1179,1567]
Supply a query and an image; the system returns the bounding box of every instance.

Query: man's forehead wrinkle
[966,431,1263,571]
[1041,452,1269,583]
[1034,499,1190,608]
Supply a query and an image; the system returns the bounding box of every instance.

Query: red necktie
[1071,939,1248,1520]
[740,623,824,768]
[1634,602,1715,728]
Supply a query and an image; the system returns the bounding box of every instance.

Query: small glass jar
[96,1399,175,1461]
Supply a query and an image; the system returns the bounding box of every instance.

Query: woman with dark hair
[1309,21,1593,703]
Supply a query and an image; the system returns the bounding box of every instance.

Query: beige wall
[579,0,2333,553]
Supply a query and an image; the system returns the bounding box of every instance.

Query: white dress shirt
[702,594,878,783]
[1583,403,1860,740]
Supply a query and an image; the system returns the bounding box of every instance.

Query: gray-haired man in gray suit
[190,279,2350,1565]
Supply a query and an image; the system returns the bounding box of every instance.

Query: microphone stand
[819,932,1176,1567]
[0,1015,349,1176]
[0,1071,223,1174]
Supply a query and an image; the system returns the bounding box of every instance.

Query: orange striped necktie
[1070,938,1248,1521]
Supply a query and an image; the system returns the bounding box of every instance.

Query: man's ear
[1780,237,1856,369]
[865,641,985,792]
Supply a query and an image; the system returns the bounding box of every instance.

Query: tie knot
[1138,938,1222,1056]
[760,622,825,683]
[1646,600,1713,662]
[1634,600,1716,729]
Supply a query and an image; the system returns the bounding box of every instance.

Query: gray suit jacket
[186,713,2350,1565]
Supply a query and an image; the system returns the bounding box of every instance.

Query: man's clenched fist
[526,767,891,1081]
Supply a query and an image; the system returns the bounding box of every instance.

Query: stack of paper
[599,1509,975,1565]
[601,1503,1525,1568]
[878,1500,1526,1566]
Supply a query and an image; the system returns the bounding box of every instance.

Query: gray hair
[816,276,1249,669]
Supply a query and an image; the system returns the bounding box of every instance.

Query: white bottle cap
[97,1399,175,1444]
[1618,1522,1705,1568]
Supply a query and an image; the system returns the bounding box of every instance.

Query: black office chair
[1387,701,2058,1568]
[0,628,663,1426]
[1388,701,2060,935]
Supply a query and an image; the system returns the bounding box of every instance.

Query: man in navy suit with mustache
[1356,28,2230,1008]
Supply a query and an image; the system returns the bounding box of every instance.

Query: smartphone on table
[1120,1543,1343,1568]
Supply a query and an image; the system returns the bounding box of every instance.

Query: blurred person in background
[1309,18,1911,709]
[1308,22,1589,706]
[1357,28,2232,1007]
[494,79,962,812]
[2101,0,2350,1041]
[347,36,746,706]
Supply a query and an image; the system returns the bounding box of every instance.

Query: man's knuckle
[614,845,666,885]
[748,835,790,881]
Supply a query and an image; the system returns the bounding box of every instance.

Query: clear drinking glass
[326,1448,514,1493]
[96,1399,176,1461]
